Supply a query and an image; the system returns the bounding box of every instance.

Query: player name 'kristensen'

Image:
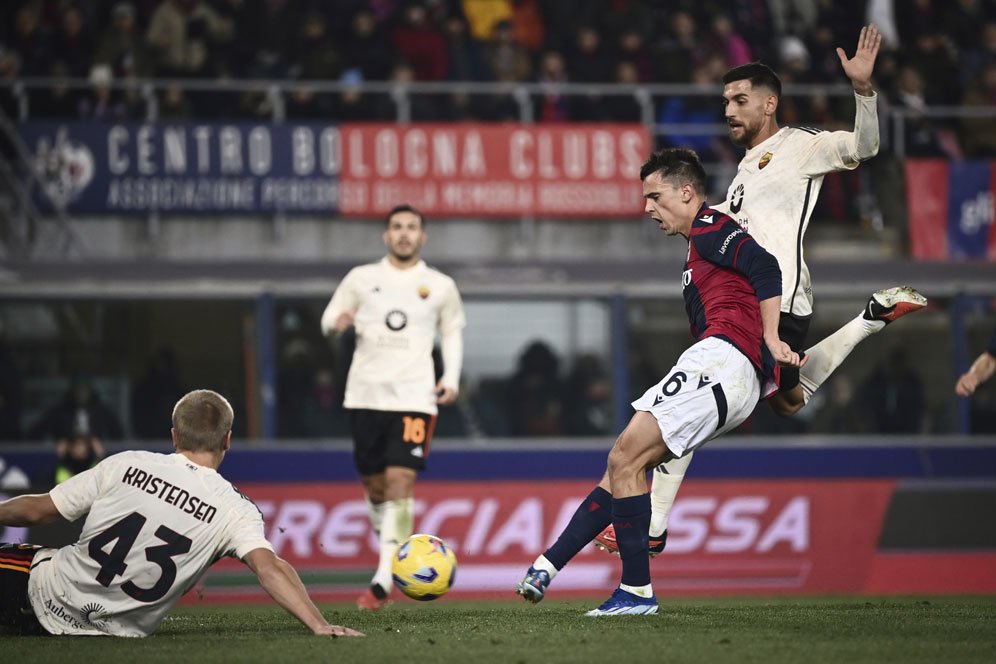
[121,466,218,524]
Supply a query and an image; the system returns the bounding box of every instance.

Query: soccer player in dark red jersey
[516,148,804,615]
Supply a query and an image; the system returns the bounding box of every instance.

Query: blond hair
[171,389,234,452]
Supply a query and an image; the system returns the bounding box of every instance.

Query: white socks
[371,497,413,593]
[800,315,886,403]
[649,452,694,537]
[620,582,654,598]
[365,495,385,536]
[531,555,559,581]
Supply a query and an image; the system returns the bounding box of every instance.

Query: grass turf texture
[3,596,995,663]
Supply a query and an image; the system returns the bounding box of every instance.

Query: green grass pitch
[3,596,995,663]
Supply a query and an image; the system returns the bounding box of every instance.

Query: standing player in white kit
[322,204,466,611]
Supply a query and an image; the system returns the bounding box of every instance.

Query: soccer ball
[391,534,457,601]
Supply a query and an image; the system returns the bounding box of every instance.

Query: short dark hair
[172,390,234,453]
[722,62,782,98]
[639,148,707,196]
[385,203,425,228]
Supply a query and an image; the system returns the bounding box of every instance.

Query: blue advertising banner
[947,161,994,259]
[18,121,341,214]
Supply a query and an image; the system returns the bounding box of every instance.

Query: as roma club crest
[417,285,430,300]
[758,151,773,169]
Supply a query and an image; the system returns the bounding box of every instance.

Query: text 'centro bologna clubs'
[20,122,651,216]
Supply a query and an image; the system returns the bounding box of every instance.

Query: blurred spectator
[708,14,752,70]
[510,0,545,51]
[331,69,381,121]
[567,25,612,83]
[891,64,960,157]
[28,373,124,443]
[77,64,136,121]
[594,0,654,47]
[341,9,395,80]
[53,433,104,484]
[961,20,996,87]
[0,48,21,118]
[485,19,532,83]
[392,3,448,81]
[461,0,513,41]
[146,0,234,77]
[616,29,654,83]
[657,10,707,83]
[562,353,611,436]
[32,62,80,118]
[506,340,564,436]
[159,84,193,118]
[598,60,643,123]
[52,6,93,78]
[131,347,186,440]
[10,5,52,77]
[95,1,152,79]
[903,32,962,107]
[657,61,730,161]
[960,61,996,157]
[535,50,570,121]
[858,349,927,434]
[443,15,492,81]
[236,0,299,79]
[942,0,995,55]
[767,0,818,37]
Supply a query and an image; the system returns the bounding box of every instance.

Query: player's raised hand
[837,24,880,96]
[314,624,365,637]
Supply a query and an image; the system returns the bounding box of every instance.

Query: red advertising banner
[905,159,949,259]
[199,479,902,601]
[338,124,651,217]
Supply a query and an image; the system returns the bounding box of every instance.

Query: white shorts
[631,336,761,458]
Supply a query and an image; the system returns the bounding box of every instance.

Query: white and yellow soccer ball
[391,534,457,601]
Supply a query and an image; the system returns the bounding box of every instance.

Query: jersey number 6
[88,511,193,603]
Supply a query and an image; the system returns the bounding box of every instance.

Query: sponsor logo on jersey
[698,214,714,224]
[718,228,744,255]
[385,309,408,331]
[80,602,108,628]
[417,285,430,299]
[729,183,744,213]
[758,151,773,169]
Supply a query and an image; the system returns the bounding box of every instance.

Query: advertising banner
[199,479,896,600]
[18,121,342,214]
[906,159,995,260]
[337,124,651,217]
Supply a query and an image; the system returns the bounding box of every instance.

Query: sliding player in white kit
[0,389,362,637]
[595,25,927,558]
[321,204,465,611]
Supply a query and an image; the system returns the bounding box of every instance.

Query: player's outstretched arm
[243,548,364,637]
[0,493,61,527]
[956,352,996,397]
[837,24,880,97]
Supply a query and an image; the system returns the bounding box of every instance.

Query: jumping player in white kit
[321,204,465,611]
[0,389,362,637]
[594,25,928,559]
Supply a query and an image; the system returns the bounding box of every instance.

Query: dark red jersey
[682,204,782,394]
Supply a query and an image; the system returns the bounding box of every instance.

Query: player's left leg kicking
[594,286,928,556]
[517,337,762,614]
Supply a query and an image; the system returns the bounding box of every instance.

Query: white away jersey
[321,258,465,414]
[28,451,272,637]
[715,92,879,317]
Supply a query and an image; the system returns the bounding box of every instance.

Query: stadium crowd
[0,0,994,156]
